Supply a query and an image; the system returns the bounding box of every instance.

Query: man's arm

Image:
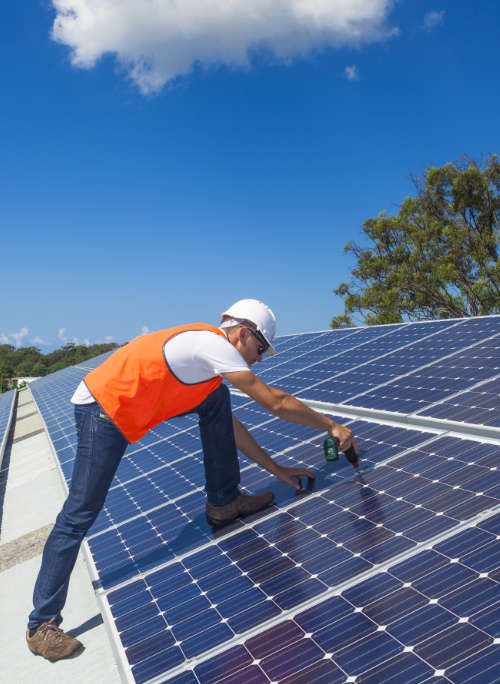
[223,370,357,452]
[232,414,314,491]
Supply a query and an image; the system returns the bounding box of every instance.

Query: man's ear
[239,326,249,344]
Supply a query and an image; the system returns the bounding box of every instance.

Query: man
[27,298,356,661]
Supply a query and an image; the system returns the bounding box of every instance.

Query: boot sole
[206,500,274,527]
[27,643,84,662]
[206,514,238,527]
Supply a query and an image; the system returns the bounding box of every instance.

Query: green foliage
[332,155,500,328]
[0,342,118,392]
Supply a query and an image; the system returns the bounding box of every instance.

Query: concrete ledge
[0,388,122,682]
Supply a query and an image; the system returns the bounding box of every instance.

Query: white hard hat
[221,298,276,356]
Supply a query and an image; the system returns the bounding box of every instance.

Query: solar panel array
[28,316,500,683]
[189,514,500,684]
[0,388,16,460]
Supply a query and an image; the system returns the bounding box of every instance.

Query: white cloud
[345,64,359,81]
[104,336,114,342]
[423,10,445,31]
[141,326,151,335]
[0,333,9,344]
[58,327,67,342]
[32,336,49,345]
[10,327,29,347]
[51,0,397,94]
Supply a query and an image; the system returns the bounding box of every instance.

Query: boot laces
[39,618,64,645]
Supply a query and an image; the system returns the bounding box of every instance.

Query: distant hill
[0,342,119,391]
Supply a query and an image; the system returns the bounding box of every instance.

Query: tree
[0,342,118,390]
[0,364,13,393]
[331,155,500,328]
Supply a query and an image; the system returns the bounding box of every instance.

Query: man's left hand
[271,464,315,491]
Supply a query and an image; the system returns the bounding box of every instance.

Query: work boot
[206,492,274,526]
[26,618,84,662]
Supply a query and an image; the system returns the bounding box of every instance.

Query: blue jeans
[190,383,241,507]
[28,384,240,629]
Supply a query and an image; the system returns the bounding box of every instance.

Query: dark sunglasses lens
[249,328,268,354]
[257,338,269,355]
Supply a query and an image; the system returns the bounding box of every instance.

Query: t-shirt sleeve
[163,330,249,384]
[200,333,250,375]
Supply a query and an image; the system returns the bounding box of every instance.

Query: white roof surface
[0,387,122,682]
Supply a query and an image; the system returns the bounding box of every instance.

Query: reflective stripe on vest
[84,324,226,443]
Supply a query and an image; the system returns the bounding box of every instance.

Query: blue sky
[1,1,499,350]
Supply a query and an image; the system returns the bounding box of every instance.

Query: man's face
[238,327,264,366]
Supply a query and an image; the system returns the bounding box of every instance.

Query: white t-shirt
[71,329,249,404]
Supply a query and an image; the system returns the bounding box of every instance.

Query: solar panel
[416,374,500,428]
[27,315,500,683]
[0,388,16,458]
[343,327,500,416]
[294,317,500,405]
[181,510,500,683]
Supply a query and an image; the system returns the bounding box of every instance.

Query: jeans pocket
[74,405,91,437]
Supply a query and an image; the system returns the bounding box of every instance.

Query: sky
[1,0,499,350]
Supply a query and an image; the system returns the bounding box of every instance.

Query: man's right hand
[329,423,358,454]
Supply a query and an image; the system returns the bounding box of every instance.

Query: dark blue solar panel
[343,326,500,415]
[94,424,500,678]
[0,389,16,455]
[254,329,352,378]
[194,512,499,683]
[296,317,500,406]
[270,321,451,397]
[84,420,443,590]
[418,375,500,428]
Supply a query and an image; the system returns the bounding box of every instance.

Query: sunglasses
[247,327,269,355]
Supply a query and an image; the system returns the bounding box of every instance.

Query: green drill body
[323,436,359,468]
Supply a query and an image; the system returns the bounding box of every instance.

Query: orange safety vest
[84,324,226,443]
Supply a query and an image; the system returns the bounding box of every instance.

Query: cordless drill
[324,436,359,468]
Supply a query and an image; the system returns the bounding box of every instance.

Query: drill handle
[324,437,359,468]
